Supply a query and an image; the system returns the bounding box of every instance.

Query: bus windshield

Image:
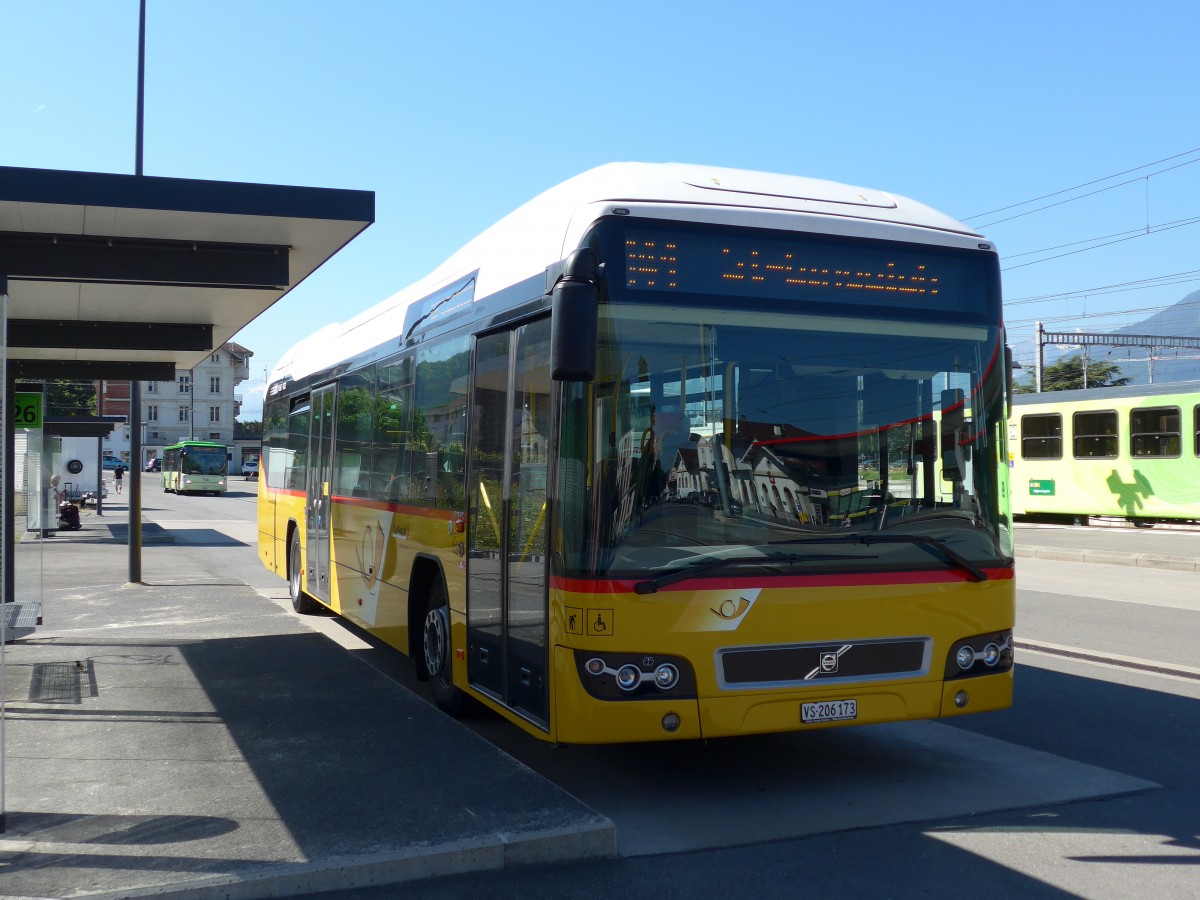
[180,446,228,476]
[555,227,1010,582]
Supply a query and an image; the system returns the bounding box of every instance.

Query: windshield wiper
[855,534,988,582]
[633,551,863,595]
[768,534,989,583]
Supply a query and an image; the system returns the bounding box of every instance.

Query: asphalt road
[134,474,1200,898]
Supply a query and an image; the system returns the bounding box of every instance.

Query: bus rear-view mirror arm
[549,247,601,382]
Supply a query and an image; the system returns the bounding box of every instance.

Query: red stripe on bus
[262,485,459,521]
[332,495,461,519]
[550,566,1013,593]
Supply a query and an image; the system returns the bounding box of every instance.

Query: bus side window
[413,337,469,508]
[286,401,311,491]
[262,398,286,490]
[335,368,374,496]
[373,357,413,500]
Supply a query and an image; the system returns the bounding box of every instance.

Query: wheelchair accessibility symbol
[586,608,613,637]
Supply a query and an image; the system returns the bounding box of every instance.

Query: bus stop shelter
[2,163,374,616]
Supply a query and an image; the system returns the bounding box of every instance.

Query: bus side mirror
[550,248,599,382]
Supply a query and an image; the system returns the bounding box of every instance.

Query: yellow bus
[258,163,1015,744]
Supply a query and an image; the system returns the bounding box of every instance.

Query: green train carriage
[1009,383,1200,525]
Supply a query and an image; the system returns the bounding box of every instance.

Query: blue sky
[4,0,1199,417]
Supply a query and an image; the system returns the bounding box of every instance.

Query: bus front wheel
[422,580,465,715]
[288,531,321,615]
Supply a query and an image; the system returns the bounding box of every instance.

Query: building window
[146,381,157,393]
[1020,413,1061,459]
[210,406,220,423]
[147,404,158,422]
[208,432,221,441]
[210,376,221,393]
[179,407,190,423]
[178,374,191,394]
[211,352,221,363]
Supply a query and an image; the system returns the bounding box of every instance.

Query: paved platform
[1013,520,1200,572]
[2,528,614,899]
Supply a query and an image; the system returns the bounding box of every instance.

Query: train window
[1194,405,1200,456]
[1130,406,1181,458]
[1072,410,1117,459]
[1021,413,1061,459]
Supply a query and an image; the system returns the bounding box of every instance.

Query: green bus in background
[161,440,230,495]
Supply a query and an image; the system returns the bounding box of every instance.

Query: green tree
[234,420,262,440]
[30,380,98,417]
[1014,356,1131,393]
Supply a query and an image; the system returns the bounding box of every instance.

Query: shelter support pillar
[2,272,8,834]
[129,380,142,583]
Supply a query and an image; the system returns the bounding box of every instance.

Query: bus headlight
[615,664,641,692]
[654,663,679,690]
[946,632,1013,679]
[573,651,696,701]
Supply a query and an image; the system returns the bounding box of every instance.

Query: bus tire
[422,579,465,715]
[288,530,321,615]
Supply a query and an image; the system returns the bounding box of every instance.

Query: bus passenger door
[467,318,551,727]
[306,384,335,604]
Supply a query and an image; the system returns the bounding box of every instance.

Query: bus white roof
[272,162,984,383]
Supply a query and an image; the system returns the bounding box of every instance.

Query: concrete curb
[78,821,617,900]
[1015,545,1199,572]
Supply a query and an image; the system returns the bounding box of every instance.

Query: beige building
[102,342,254,468]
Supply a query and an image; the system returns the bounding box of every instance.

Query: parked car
[144,458,161,472]
[241,460,259,479]
[102,455,125,471]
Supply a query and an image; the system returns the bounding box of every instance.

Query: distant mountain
[1011,289,1200,388]
[1108,289,1200,385]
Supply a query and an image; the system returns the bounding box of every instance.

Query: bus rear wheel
[422,580,465,715]
[288,530,321,614]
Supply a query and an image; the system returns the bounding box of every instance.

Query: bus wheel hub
[424,606,449,675]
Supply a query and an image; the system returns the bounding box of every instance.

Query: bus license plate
[802,699,857,723]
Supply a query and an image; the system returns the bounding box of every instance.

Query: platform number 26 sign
[13,392,43,429]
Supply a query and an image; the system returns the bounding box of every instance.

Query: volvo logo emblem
[805,645,852,680]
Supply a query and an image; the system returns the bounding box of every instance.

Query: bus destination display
[624,229,984,313]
